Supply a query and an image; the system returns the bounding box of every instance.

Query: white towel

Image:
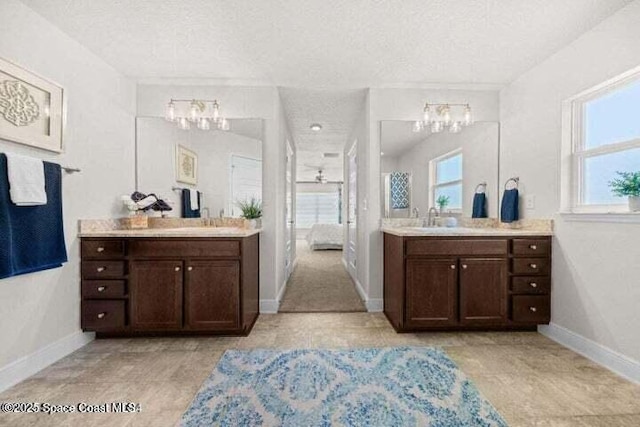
[5,153,47,206]
[189,189,199,210]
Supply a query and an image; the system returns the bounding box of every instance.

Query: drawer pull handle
[97,312,106,319]
[530,282,538,288]
[97,286,106,292]
[462,264,468,269]
[450,265,456,270]
[97,267,106,272]
[529,306,537,313]
[97,247,105,253]
[529,244,537,250]
[188,266,193,271]
[175,267,181,272]
[529,263,538,269]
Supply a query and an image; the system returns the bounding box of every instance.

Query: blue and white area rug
[179,347,507,426]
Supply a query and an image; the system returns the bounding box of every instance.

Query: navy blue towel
[0,154,68,279]
[181,189,201,218]
[472,193,487,218]
[500,188,520,223]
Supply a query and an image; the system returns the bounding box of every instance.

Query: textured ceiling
[280,88,366,182]
[20,0,631,86]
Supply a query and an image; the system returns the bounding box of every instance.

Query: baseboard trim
[538,322,640,385]
[366,299,384,312]
[0,330,94,393]
[260,299,280,314]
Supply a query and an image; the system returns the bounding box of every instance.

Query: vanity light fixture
[310,123,323,131]
[164,99,229,131]
[413,103,473,134]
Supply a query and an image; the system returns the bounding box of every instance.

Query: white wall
[500,0,640,367]
[394,122,500,218]
[137,85,286,310]
[367,88,500,301]
[0,0,136,389]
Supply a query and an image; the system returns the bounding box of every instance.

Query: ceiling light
[380,152,385,156]
[164,99,229,131]
[310,123,322,131]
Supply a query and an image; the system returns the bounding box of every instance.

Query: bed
[306,224,344,250]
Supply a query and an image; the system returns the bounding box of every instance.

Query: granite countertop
[79,227,262,238]
[381,226,552,237]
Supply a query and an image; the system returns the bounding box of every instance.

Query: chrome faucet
[201,207,210,219]
[412,207,420,218]
[426,207,439,227]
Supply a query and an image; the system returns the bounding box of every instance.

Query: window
[229,155,262,217]
[563,70,640,215]
[295,183,342,228]
[430,150,463,210]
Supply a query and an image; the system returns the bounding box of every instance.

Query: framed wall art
[0,57,65,153]
[176,144,198,185]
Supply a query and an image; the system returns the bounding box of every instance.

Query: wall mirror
[135,117,263,218]
[380,120,500,219]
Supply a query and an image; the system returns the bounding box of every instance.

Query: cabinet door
[459,258,507,324]
[405,258,458,327]
[185,260,240,330]
[130,260,183,330]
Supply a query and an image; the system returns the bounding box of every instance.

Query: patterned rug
[178,347,507,426]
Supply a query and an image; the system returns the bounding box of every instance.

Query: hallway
[279,241,366,312]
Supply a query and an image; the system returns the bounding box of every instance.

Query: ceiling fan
[314,169,328,184]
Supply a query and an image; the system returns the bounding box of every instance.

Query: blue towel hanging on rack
[0,154,68,279]
[181,189,201,218]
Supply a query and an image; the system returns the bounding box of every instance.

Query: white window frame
[560,66,640,222]
[429,148,463,212]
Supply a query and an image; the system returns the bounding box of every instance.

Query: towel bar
[504,177,519,190]
[62,166,81,173]
[474,182,487,193]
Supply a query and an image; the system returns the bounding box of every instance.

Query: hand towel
[5,153,47,206]
[182,189,201,218]
[500,188,519,223]
[472,193,487,218]
[0,154,67,279]
[189,189,199,210]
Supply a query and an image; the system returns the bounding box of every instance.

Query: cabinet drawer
[511,295,550,323]
[512,257,550,275]
[82,261,126,279]
[82,280,126,299]
[82,300,126,330]
[512,239,550,256]
[511,276,550,294]
[81,240,125,259]
[406,239,508,256]
[129,240,240,258]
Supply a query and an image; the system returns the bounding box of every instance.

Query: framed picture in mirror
[176,144,198,185]
[0,56,64,152]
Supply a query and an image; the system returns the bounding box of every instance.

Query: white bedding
[306,224,344,250]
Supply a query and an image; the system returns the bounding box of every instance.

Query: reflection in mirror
[380,121,499,219]
[136,117,263,218]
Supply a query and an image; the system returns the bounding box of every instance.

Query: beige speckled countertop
[79,227,262,238]
[381,226,552,237]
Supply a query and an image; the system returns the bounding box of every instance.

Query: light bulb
[449,121,462,133]
[212,101,220,122]
[441,105,452,126]
[177,117,190,130]
[423,104,431,123]
[165,101,176,122]
[219,118,230,131]
[197,117,210,130]
[431,121,444,133]
[463,104,473,126]
[189,101,199,122]
[412,121,423,133]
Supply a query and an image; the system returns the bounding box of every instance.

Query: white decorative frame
[0,57,65,153]
[176,144,198,185]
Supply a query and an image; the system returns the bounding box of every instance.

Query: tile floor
[0,313,639,426]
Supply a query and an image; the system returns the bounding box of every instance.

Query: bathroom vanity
[79,228,260,336]
[383,227,551,332]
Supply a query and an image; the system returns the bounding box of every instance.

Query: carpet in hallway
[278,241,366,312]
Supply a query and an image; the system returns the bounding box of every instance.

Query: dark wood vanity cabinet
[80,234,259,336]
[384,233,551,332]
